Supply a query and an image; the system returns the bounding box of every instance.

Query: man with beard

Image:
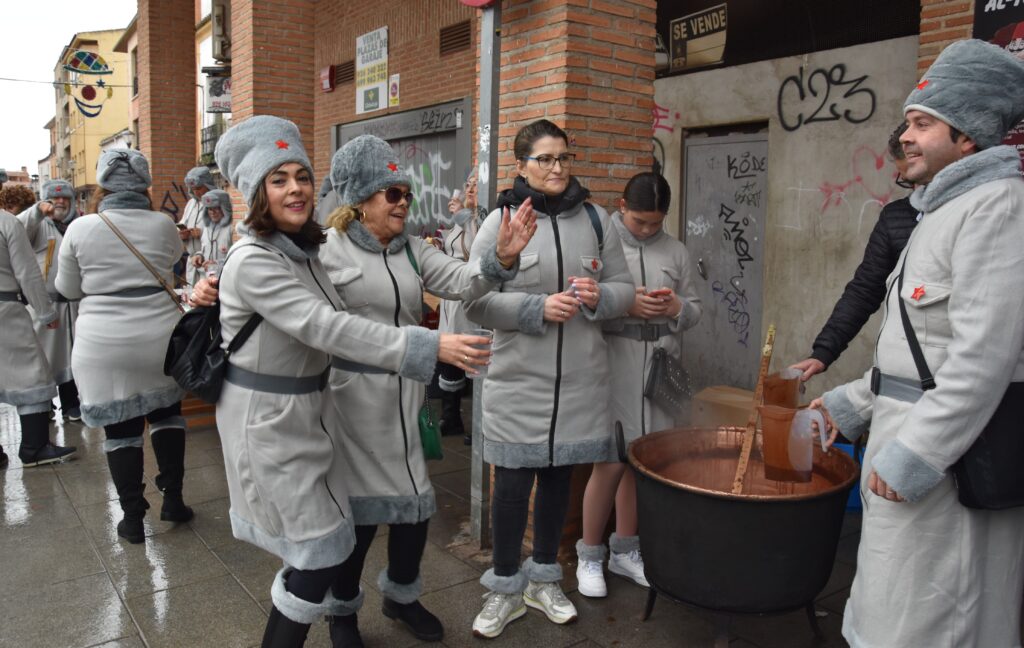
[180,166,217,289]
[18,179,82,421]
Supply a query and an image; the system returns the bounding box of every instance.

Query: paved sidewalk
[1,403,858,647]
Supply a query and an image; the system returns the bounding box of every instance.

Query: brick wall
[313,1,479,180]
[918,0,974,72]
[497,0,657,212]
[137,0,197,220]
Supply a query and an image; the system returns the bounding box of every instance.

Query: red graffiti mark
[652,102,675,134]
[818,145,895,213]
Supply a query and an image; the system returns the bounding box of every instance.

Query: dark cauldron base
[641,585,825,648]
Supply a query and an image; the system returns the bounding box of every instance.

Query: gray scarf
[910,145,1022,213]
[346,219,409,255]
[235,222,318,261]
[98,191,152,212]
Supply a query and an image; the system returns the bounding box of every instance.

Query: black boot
[151,429,194,523]
[261,606,311,648]
[58,381,82,421]
[439,391,464,437]
[382,598,444,641]
[106,446,150,543]
[18,411,76,467]
[328,613,364,648]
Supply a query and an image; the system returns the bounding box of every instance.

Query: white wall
[654,36,920,392]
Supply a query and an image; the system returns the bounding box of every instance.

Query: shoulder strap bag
[895,257,1024,510]
[98,211,185,314]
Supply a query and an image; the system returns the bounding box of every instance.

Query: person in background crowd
[17,179,82,421]
[190,189,234,277]
[815,39,1024,647]
[0,207,76,469]
[437,169,490,444]
[791,123,919,381]
[0,184,37,215]
[576,172,702,597]
[201,116,495,648]
[465,119,634,639]
[180,166,217,288]
[319,135,533,646]
[56,149,193,544]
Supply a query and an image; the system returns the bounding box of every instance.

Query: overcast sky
[1,1,138,175]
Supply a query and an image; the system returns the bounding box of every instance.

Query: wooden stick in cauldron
[731,324,776,494]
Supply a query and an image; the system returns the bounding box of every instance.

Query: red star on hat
[276,139,290,149]
[916,80,929,91]
[387,162,398,172]
[54,187,63,193]
[912,285,926,301]
[591,258,599,271]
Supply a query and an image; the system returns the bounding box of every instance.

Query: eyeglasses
[522,153,575,171]
[378,187,415,205]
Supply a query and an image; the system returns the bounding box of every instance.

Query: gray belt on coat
[870,369,924,403]
[225,363,330,394]
[0,291,23,303]
[90,286,165,298]
[47,291,70,303]
[331,357,394,374]
[604,322,672,342]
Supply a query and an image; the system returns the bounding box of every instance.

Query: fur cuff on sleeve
[871,438,944,503]
[517,293,547,335]
[581,285,619,322]
[399,327,440,384]
[822,384,871,443]
[481,244,520,283]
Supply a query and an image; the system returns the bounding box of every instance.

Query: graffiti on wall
[402,143,454,227]
[776,63,876,132]
[160,181,190,221]
[651,102,680,174]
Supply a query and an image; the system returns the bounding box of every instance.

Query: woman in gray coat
[576,172,702,598]
[204,117,494,648]
[319,135,535,646]
[189,189,234,277]
[0,208,76,468]
[465,119,635,638]
[56,149,192,544]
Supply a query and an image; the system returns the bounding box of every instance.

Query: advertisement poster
[973,1,1024,161]
[389,73,400,107]
[669,3,727,72]
[356,27,388,114]
[206,76,231,113]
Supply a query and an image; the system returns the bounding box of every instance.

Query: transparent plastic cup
[467,328,493,380]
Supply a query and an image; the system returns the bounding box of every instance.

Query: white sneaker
[575,558,607,598]
[472,591,526,639]
[524,580,578,624]
[608,549,650,587]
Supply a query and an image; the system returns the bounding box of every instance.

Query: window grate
[440,20,472,56]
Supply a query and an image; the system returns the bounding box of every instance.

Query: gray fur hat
[201,189,233,218]
[97,149,152,193]
[41,179,74,203]
[184,166,217,195]
[214,115,313,206]
[904,39,1024,150]
[329,134,411,206]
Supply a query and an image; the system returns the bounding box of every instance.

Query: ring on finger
[463,354,468,362]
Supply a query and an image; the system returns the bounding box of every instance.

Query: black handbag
[163,304,262,404]
[643,347,690,412]
[895,261,1024,510]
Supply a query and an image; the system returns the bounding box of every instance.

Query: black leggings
[491,465,574,576]
[286,520,430,604]
[104,403,182,441]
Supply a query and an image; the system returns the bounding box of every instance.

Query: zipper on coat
[639,246,648,436]
[383,251,420,497]
[318,417,346,518]
[548,217,565,466]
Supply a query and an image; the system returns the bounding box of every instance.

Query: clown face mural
[63,50,113,118]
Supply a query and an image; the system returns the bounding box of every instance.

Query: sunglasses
[379,187,415,205]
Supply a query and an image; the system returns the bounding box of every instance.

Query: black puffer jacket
[810,196,919,368]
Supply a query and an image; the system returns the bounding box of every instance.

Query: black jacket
[810,196,919,368]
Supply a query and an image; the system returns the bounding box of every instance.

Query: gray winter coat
[321,221,514,525]
[194,212,233,273]
[182,197,203,288]
[215,224,439,570]
[465,202,635,468]
[55,209,185,427]
[438,207,485,337]
[821,147,1024,648]
[602,213,702,455]
[18,203,78,384]
[0,210,57,413]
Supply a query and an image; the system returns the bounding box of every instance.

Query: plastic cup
[467,328,493,380]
